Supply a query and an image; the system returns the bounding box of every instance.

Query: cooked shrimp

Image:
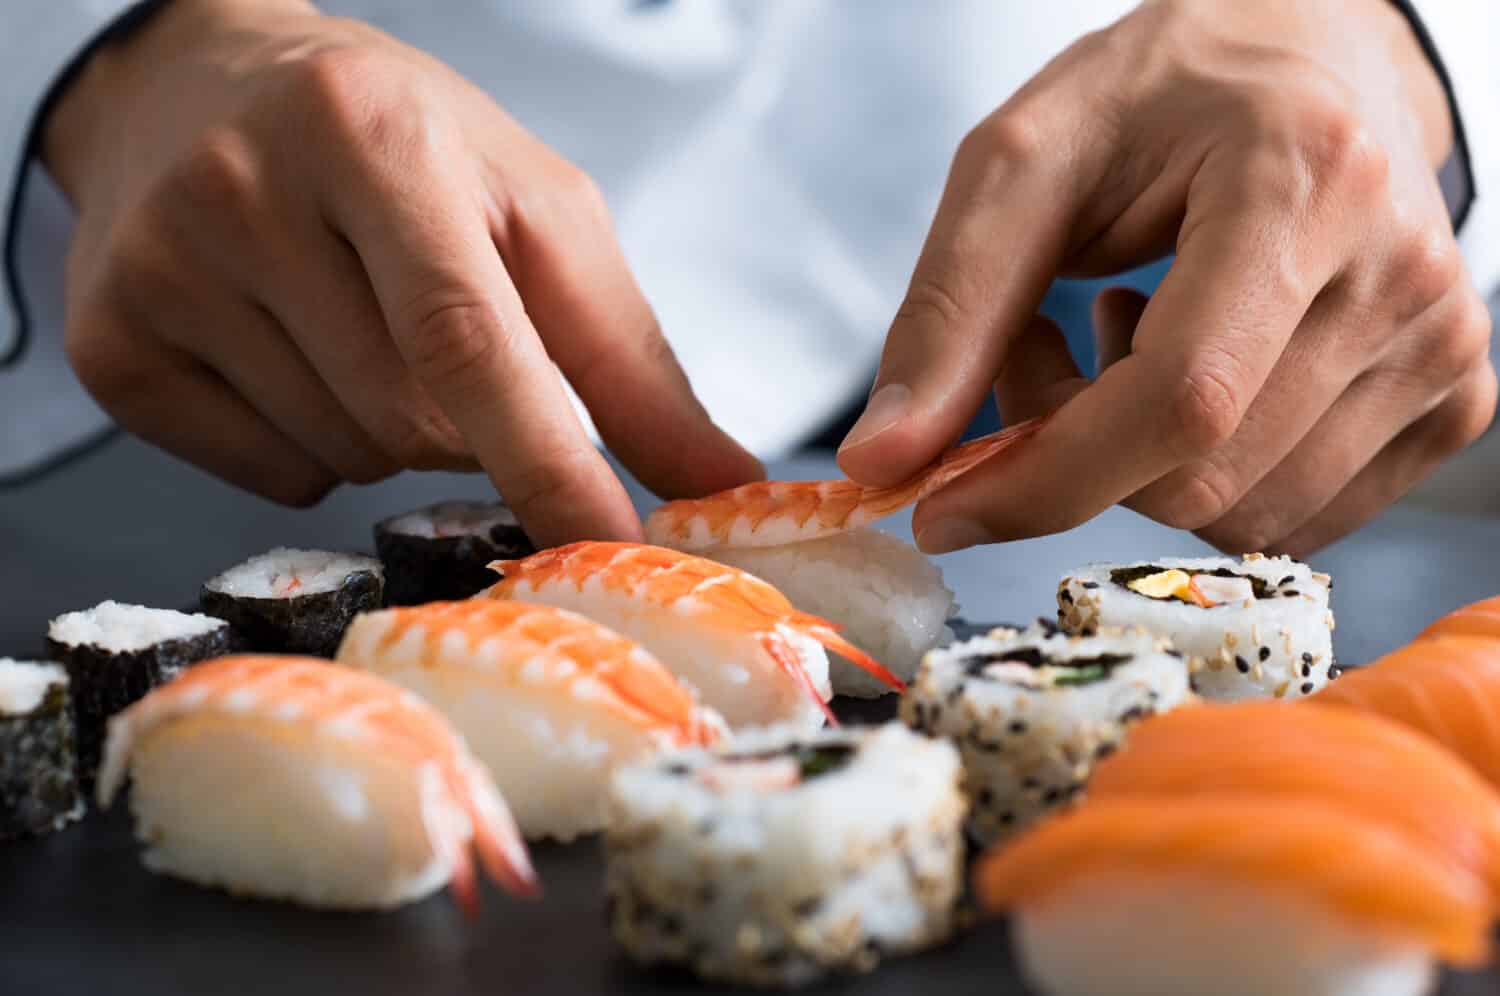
[98,655,536,915]
[644,418,1045,551]
[484,542,903,729]
[336,600,728,840]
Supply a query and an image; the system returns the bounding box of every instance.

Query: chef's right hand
[42,0,761,546]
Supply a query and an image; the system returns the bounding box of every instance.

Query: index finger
[835,113,1077,487]
[321,153,641,547]
[911,188,1331,552]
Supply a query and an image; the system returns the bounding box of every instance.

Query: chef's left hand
[838,0,1495,557]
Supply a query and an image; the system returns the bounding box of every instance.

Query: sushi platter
[8,435,1500,995]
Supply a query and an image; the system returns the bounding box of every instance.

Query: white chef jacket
[2,1,1497,482]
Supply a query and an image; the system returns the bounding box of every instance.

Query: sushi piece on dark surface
[45,603,232,789]
[1,659,84,840]
[374,500,536,605]
[201,548,384,658]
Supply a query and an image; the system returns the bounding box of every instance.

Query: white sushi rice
[47,602,227,653]
[0,659,67,715]
[204,548,383,598]
[1057,555,1335,701]
[605,722,965,987]
[900,623,1193,843]
[380,500,519,539]
[1014,874,1433,996]
[704,527,956,698]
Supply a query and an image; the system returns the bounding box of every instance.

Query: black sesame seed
[1302,652,1314,664]
[1329,665,1344,680]
[1166,649,1184,659]
[1042,788,1061,804]
[1279,575,1295,586]
[1060,589,1075,604]
[1095,742,1118,760]
[1259,647,1271,661]
[664,763,691,776]
[928,704,943,724]
[1283,589,1300,598]
[1301,661,1311,678]
[1235,655,1249,674]
[1300,682,1314,695]
[1081,581,1100,590]
[1008,720,1028,735]
[977,787,994,806]
[793,896,823,917]
[1189,677,1201,694]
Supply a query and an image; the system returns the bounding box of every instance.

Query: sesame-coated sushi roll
[1057,554,1335,701]
[375,500,536,605]
[201,548,383,657]
[604,723,965,987]
[900,622,1192,843]
[46,602,232,788]
[1,659,84,840]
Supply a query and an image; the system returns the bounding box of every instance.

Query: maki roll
[604,723,965,987]
[1057,554,1336,701]
[201,548,383,657]
[1,659,83,839]
[900,622,1192,843]
[47,601,232,787]
[374,500,535,605]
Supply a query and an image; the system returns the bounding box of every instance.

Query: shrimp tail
[446,838,482,920]
[912,416,1048,504]
[463,764,542,900]
[762,632,839,727]
[805,623,906,693]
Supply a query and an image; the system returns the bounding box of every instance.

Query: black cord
[1386,0,1476,232]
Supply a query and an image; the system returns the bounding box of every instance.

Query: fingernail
[915,517,991,555]
[838,383,911,454]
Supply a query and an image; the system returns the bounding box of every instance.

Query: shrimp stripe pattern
[486,543,905,717]
[645,417,1046,550]
[97,655,538,914]
[343,600,722,747]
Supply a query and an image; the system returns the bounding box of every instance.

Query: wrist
[40,0,316,205]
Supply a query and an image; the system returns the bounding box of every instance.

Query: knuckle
[1170,359,1244,456]
[1296,99,1386,197]
[897,265,974,335]
[173,129,261,216]
[1385,224,1462,313]
[295,47,412,152]
[504,446,600,516]
[380,410,456,469]
[398,290,503,388]
[1197,516,1279,558]
[557,161,611,225]
[1154,466,1237,532]
[64,320,138,405]
[959,109,1045,181]
[1428,292,1494,383]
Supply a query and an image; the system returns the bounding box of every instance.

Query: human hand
[43,0,760,545]
[838,0,1494,557]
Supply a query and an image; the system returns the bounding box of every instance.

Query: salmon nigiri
[98,655,536,914]
[336,600,727,840]
[1087,701,1500,897]
[1316,636,1500,788]
[1419,595,1500,643]
[483,542,903,730]
[975,798,1492,996]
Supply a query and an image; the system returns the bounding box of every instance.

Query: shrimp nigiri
[1419,594,1500,643]
[336,600,727,841]
[642,420,1044,697]
[1087,701,1500,897]
[1316,635,1500,788]
[98,655,536,914]
[483,542,902,730]
[975,798,1492,996]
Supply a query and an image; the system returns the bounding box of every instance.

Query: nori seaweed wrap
[200,548,384,657]
[1,659,84,840]
[45,603,232,789]
[374,500,536,605]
